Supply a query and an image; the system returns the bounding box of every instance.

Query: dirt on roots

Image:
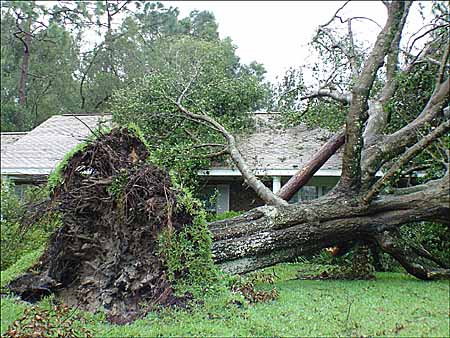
[8,128,193,324]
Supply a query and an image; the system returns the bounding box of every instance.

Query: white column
[272,176,281,194]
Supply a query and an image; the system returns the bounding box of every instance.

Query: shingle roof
[1,132,28,153]
[1,115,111,176]
[1,112,342,178]
[216,112,342,171]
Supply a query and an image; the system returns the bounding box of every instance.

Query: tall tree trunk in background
[16,7,33,130]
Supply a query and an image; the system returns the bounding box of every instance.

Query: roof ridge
[1,132,28,135]
[61,113,112,116]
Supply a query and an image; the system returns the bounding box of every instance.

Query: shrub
[0,181,59,270]
[206,210,244,222]
[158,185,218,296]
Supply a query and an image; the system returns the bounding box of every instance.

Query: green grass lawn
[1,262,449,337]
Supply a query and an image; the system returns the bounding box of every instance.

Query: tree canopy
[0,0,269,133]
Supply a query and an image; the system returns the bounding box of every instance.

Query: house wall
[198,175,340,213]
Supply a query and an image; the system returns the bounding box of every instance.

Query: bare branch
[363,119,450,204]
[407,23,450,56]
[346,19,359,78]
[344,16,383,29]
[193,148,229,159]
[299,89,351,105]
[319,1,351,29]
[192,143,227,149]
[169,97,288,206]
[177,66,201,104]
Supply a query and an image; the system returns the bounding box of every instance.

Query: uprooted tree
[7,1,449,319]
[163,1,449,279]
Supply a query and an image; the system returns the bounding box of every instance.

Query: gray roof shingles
[1,132,28,153]
[1,115,111,175]
[217,113,342,171]
[1,112,341,177]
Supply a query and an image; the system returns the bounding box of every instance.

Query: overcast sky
[164,1,427,83]
[37,1,431,83]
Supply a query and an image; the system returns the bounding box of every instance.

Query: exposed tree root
[8,128,193,324]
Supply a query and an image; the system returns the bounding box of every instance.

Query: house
[1,114,111,192]
[1,112,342,212]
[197,112,342,212]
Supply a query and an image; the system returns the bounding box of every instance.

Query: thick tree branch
[362,77,449,182]
[363,119,450,204]
[363,2,412,144]
[374,230,450,280]
[169,93,287,206]
[211,174,449,276]
[339,1,410,192]
[436,42,450,84]
[277,130,345,201]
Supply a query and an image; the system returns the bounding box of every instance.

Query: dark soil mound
[8,128,193,324]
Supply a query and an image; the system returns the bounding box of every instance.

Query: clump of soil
[8,128,193,324]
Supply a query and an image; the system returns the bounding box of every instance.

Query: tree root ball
[8,128,194,324]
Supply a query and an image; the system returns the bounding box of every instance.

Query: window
[289,186,319,203]
[199,185,230,214]
[322,186,333,196]
[299,186,319,201]
[288,185,334,203]
[13,184,30,200]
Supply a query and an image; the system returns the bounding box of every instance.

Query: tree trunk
[209,175,449,280]
[277,130,345,201]
[18,29,31,107]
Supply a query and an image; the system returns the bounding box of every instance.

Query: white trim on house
[198,168,387,177]
[198,168,343,177]
[272,176,281,193]
[1,168,53,175]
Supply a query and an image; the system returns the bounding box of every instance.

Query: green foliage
[270,67,347,132]
[1,3,81,131]
[46,141,88,194]
[206,210,243,222]
[1,0,262,130]
[0,182,59,270]
[281,99,347,131]
[112,35,268,187]
[1,248,43,289]
[400,222,450,267]
[106,169,129,199]
[158,186,217,296]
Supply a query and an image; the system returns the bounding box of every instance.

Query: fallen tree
[211,173,449,278]
[6,2,450,323]
[169,1,450,279]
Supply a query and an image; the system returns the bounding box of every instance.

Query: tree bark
[209,175,449,280]
[16,12,33,130]
[277,130,345,201]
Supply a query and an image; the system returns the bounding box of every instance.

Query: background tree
[112,35,271,186]
[1,1,256,130]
